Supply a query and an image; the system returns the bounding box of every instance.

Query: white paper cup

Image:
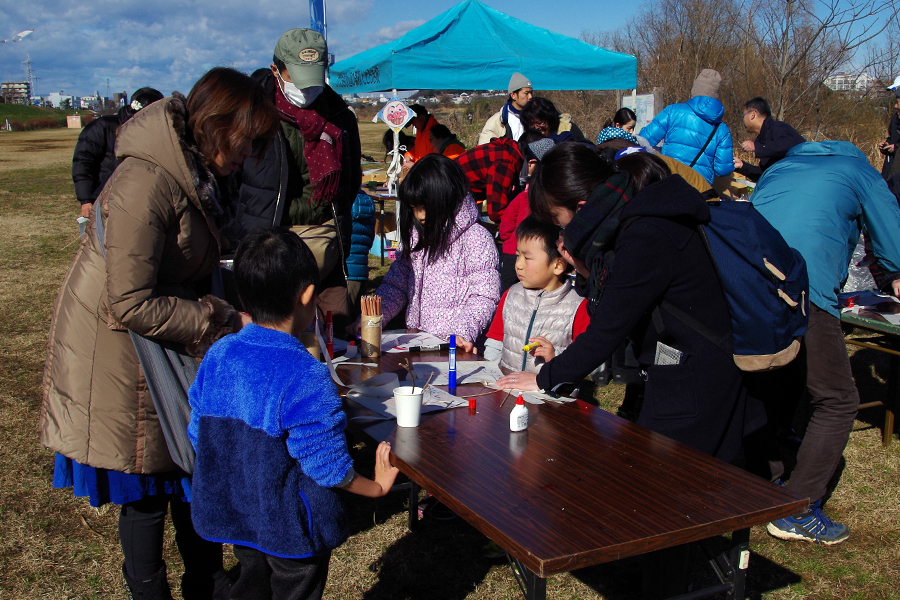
[394,386,423,427]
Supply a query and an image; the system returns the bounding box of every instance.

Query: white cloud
[373,20,425,43]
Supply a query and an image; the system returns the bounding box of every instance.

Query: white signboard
[621,93,657,136]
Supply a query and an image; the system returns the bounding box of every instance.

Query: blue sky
[0,0,629,99]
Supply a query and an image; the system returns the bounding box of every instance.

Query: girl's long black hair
[603,107,637,129]
[397,153,469,264]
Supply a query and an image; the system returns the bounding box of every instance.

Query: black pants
[230,545,330,600]
[119,495,223,598]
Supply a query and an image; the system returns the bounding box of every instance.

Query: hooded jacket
[71,106,133,204]
[639,96,734,184]
[377,196,500,343]
[753,141,900,318]
[40,95,237,474]
[536,175,761,461]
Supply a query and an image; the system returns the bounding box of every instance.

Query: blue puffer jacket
[348,191,375,282]
[639,96,734,184]
[752,141,900,318]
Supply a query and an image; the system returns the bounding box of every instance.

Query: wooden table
[841,311,900,446]
[337,351,807,600]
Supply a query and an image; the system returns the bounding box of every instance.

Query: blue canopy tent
[330,0,636,93]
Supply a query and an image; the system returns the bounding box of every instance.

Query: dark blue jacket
[348,191,375,282]
[188,324,354,558]
[734,117,805,181]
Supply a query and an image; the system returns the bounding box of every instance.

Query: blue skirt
[53,453,190,507]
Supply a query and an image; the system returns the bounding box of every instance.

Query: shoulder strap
[651,225,731,357]
[690,122,721,168]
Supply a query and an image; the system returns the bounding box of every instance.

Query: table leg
[885,355,898,447]
[727,528,750,598]
[508,555,546,600]
[408,480,420,531]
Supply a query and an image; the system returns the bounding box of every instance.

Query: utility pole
[23,53,36,100]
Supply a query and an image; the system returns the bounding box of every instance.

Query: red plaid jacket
[455,138,523,222]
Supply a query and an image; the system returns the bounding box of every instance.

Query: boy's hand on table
[527,336,555,360]
[496,371,538,391]
[374,442,399,496]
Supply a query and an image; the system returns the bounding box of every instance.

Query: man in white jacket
[478,72,533,145]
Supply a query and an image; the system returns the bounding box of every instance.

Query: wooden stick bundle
[361,294,382,316]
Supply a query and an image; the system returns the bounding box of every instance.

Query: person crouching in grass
[482,216,590,373]
[188,227,399,600]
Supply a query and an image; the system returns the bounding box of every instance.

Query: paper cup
[394,386,423,427]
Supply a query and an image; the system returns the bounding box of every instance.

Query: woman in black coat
[497,146,763,462]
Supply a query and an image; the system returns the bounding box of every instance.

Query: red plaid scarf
[275,84,343,207]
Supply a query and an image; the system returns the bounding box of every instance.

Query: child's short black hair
[233,227,319,325]
[515,215,565,265]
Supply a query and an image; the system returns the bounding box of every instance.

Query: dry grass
[0,129,81,173]
[1,129,899,600]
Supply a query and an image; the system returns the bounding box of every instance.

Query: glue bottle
[509,395,528,432]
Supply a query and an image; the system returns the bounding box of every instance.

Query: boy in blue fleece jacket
[188,227,398,600]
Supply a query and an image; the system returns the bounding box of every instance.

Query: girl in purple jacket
[376,154,500,346]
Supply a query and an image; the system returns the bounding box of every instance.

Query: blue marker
[448,334,457,394]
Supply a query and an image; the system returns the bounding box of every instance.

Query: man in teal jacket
[752,141,900,545]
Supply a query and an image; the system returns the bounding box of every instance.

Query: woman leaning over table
[496,145,765,599]
[496,145,763,463]
[40,67,278,599]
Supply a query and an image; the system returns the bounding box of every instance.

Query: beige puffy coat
[40,95,235,474]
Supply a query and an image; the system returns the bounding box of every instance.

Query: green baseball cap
[274,28,327,89]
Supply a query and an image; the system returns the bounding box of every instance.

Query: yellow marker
[522,342,540,352]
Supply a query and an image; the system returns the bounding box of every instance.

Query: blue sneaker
[766,500,849,545]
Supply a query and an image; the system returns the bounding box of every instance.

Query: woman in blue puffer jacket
[638,69,734,185]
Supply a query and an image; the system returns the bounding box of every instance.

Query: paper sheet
[381,330,446,353]
[485,384,578,405]
[412,361,504,386]
[347,385,467,422]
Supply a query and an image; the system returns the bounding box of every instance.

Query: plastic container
[509,394,528,431]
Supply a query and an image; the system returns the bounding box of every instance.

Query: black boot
[123,563,174,600]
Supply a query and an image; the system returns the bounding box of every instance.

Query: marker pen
[448,334,457,394]
[522,341,540,352]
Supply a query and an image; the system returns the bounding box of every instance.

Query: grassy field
[0,128,898,599]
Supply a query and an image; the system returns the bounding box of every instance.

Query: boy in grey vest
[483,216,589,372]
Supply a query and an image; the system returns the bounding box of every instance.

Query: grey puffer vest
[500,282,584,373]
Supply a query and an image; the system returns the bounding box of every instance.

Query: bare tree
[737,0,899,123]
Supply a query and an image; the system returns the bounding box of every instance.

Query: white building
[80,93,102,110]
[46,91,76,108]
[824,72,871,92]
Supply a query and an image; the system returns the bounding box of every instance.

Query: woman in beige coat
[40,67,278,599]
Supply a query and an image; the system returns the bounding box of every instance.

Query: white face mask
[277,72,322,108]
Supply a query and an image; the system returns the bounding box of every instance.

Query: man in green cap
[231,28,362,329]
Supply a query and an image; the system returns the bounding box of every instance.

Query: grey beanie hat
[690,69,722,99]
[508,72,532,95]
